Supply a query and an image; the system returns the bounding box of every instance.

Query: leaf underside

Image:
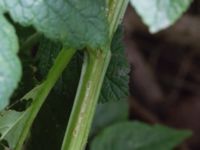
[0,15,21,111]
[130,0,192,33]
[0,0,109,49]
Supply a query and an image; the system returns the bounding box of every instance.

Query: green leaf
[130,0,192,33]
[90,100,128,136]
[0,85,42,149]
[0,110,28,149]
[0,15,21,110]
[90,121,192,150]
[1,0,109,49]
[99,28,129,103]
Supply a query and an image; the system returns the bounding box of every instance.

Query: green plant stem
[61,49,111,150]
[108,0,129,38]
[15,47,76,150]
[61,1,129,150]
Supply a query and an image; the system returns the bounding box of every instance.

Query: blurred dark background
[123,1,200,150]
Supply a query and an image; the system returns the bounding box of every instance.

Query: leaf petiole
[15,47,76,150]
